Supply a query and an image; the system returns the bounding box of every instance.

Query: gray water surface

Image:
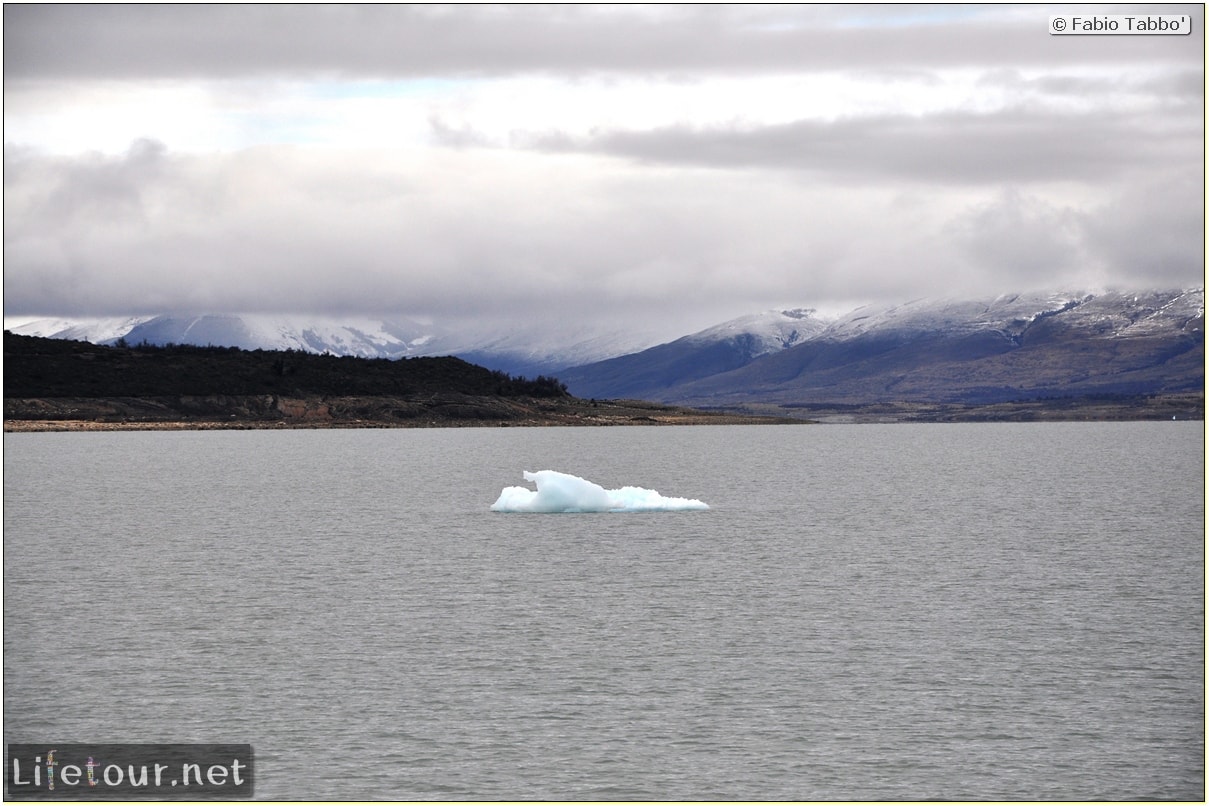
[4,423,1204,800]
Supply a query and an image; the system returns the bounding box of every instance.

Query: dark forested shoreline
[2,332,802,429]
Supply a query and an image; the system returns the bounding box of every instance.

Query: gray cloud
[5,4,1203,81]
[10,137,1197,328]
[6,143,856,322]
[1079,173,1206,285]
[514,106,1202,185]
[3,4,1204,332]
[6,139,168,229]
[945,176,1205,292]
[948,190,1090,286]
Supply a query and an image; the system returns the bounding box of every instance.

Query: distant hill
[559,289,1205,410]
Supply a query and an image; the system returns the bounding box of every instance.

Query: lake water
[3,423,1204,800]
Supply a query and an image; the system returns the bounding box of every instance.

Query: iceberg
[490,470,709,513]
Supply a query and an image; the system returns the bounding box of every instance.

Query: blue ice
[490,470,709,513]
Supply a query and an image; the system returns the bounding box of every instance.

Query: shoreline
[5,393,1202,432]
[2,405,808,433]
[2,416,806,432]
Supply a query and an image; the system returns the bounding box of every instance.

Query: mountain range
[7,287,1204,412]
[3,312,663,378]
[561,288,1206,408]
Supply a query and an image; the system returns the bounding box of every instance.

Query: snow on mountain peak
[92,314,442,359]
[4,316,157,343]
[688,307,833,350]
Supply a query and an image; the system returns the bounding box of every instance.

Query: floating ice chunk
[491,470,709,513]
[493,470,612,513]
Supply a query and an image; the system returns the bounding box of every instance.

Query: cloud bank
[4,4,1203,333]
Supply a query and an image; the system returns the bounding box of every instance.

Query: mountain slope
[562,289,1205,407]
[422,320,674,377]
[557,308,832,399]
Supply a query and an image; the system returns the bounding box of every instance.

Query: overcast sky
[3,3,1204,335]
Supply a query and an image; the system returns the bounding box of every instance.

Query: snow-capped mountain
[3,312,668,376]
[115,314,439,358]
[819,289,1206,342]
[6,288,1203,408]
[559,288,1205,405]
[5,316,158,345]
[555,307,836,399]
[683,307,834,352]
